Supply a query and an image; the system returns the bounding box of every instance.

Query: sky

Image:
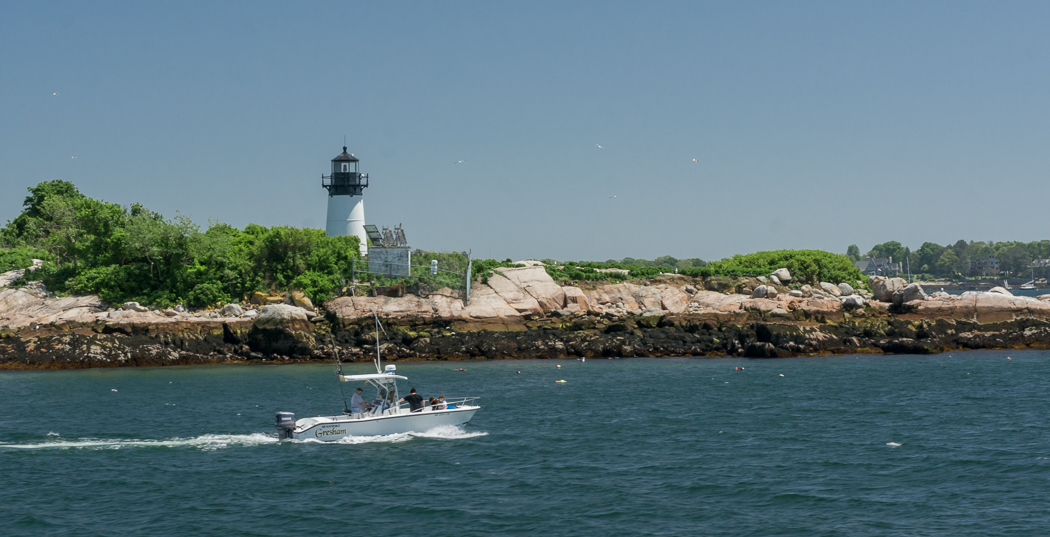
[3,1,1049,262]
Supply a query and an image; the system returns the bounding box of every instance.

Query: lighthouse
[322,147,369,255]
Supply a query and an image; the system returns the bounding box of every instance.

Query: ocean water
[3,352,1050,536]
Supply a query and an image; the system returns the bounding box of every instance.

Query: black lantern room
[322,146,369,196]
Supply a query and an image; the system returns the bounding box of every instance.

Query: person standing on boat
[400,388,425,412]
[350,388,370,414]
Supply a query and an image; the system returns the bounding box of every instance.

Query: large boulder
[869,276,908,302]
[752,285,769,299]
[485,273,543,316]
[122,301,148,312]
[841,295,865,309]
[769,275,781,286]
[765,286,778,299]
[250,292,285,305]
[291,290,315,312]
[819,282,842,297]
[837,283,854,296]
[988,286,1013,296]
[772,268,791,283]
[221,303,244,317]
[562,286,591,313]
[497,266,565,313]
[892,283,927,307]
[255,304,310,324]
[658,287,690,313]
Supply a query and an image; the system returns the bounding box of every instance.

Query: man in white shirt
[350,388,370,414]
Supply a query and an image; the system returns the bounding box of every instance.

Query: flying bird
[454,160,465,164]
[609,195,618,199]
[692,158,699,163]
[596,144,603,149]
[71,156,76,159]
[53,92,59,96]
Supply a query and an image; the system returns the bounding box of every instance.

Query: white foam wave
[886,442,902,448]
[412,424,488,440]
[0,433,278,451]
[297,425,487,445]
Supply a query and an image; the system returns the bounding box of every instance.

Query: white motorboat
[275,312,480,441]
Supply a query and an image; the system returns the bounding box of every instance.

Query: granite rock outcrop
[6,263,1050,369]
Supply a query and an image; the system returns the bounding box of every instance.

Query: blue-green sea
[3,351,1050,536]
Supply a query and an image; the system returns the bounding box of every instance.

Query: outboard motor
[275,412,296,440]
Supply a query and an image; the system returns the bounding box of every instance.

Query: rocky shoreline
[4,264,1050,370]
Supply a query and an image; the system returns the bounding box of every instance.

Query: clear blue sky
[3,1,1049,262]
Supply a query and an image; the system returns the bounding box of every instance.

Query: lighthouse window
[342,164,348,172]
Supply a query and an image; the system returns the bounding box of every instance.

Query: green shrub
[705,250,863,285]
[0,246,49,273]
[290,271,338,304]
[186,282,229,308]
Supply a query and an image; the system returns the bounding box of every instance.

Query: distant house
[1032,259,1050,279]
[854,257,901,277]
[969,253,998,277]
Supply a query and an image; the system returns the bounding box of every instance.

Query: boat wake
[0,433,278,451]
[0,426,485,451]
[298,425,487,445]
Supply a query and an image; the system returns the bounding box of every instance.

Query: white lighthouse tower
[322,147,369,255]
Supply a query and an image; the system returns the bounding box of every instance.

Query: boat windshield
[365,377,399,409]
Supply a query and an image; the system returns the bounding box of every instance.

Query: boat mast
[371,307,384,374]
[331,333,349,413]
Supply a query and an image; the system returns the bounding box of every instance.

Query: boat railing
[430,396,479,410]
[345,397,479,418]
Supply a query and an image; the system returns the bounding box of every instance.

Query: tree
[2,180,85,247]
[39,196,86,269]
[869,241,905,262]
[652,255,679,270]
[936,249,959,277]
[1026,240,1050,261]
[952,240,971,275]
[998,243,1032,276]
[846,244,860,262]
[916,242,945,272]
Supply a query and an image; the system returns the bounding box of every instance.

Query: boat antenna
[331,333,350,413]
[370,307,387,374]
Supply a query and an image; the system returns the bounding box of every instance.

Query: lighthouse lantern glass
[333,160,357,174]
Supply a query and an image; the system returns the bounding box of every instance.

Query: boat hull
[287,407,478,441]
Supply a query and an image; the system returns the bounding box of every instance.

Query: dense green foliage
[469,258,526,284]
[862,239,1050,279]
[0,245,50,273]
[601,256,706,271]
[703,250,864,284]
[534,251,860,285]
[543,261,665,283]
[1,181,361,307]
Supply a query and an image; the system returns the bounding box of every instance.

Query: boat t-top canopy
[339,373,408,382]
